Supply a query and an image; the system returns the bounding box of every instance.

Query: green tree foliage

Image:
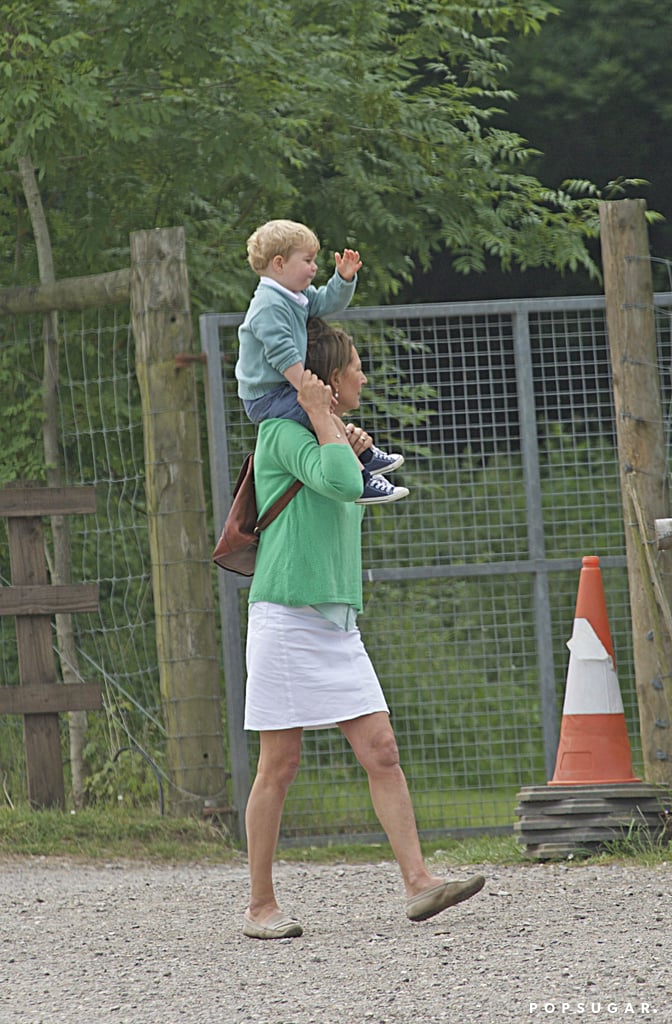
[0,0,614,312]
[504,0,672,277]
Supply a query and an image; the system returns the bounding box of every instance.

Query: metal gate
[200,293,672,842]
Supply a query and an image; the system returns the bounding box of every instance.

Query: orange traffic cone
[549,555,640,785]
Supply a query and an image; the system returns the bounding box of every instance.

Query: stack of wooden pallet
[514,782,670,860]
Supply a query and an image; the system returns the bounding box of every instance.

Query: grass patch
[593,818,672,867]
[0,805,525,865]
[2,806,667,868]
[0,806,238,863]
[423,833,525,866]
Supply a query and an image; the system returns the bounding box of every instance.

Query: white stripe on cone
[562,618,625,716]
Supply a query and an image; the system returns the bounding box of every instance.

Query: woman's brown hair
[305,317,354,389]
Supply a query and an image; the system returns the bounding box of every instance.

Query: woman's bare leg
[245,727,303,922]
[339,712,442,897]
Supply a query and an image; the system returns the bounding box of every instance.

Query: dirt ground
[2,856,671,1024]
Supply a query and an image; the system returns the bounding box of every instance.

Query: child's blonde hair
[246,219,320,274]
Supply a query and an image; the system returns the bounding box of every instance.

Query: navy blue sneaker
[356,474,409,505]
[361,445,405,475]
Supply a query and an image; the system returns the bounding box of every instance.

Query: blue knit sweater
[235,272,356,401]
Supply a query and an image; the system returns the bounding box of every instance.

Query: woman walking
[242,317,485,939]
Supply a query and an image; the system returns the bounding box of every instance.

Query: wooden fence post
[599,198,672,783]
[130,227,229,816]
[0,485,102,808]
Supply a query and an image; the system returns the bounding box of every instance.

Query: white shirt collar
[259,276,309,308]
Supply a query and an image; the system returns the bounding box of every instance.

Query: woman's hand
[345,423,373,457]
[297,370,333,416]
[298,371,351,447]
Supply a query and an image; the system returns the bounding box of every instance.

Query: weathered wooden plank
[515,801,664,822]
[0,268,129,316]
[0,485,96,517]
[7,519,55,690]
[515,813,659,832]
[23,714,66,808]
[0,683,102,715]
[0,583,100,616]
[2,485,103,810]
[6,515,62,807]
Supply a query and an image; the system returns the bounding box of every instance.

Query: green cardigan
[248,418,365,610]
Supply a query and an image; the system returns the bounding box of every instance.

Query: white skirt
[244,602,389,730]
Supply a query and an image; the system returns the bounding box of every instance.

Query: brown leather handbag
[212,452,303,576]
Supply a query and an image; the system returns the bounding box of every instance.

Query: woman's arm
[297,370,350,447]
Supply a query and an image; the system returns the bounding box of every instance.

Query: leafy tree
[0,0,618,313]
[503,0,672,285]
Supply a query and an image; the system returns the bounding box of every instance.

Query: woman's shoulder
[256,418,313,460]
[257,418,309,440]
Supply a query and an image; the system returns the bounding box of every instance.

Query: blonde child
[235,219,407,504]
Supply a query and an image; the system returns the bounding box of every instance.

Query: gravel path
[2,856,671,1023]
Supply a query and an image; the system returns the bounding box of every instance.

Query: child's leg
[328,416,409,504]
[361,445,405,474]
[245,397,408,504]
[357,469,408,505]
[341,422,408,504]
[243,384,311,428]
[345,424,405,475]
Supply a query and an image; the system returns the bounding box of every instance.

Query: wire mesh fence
[0,307,166,806]
[201,290,672,841]
[2,283,672,833]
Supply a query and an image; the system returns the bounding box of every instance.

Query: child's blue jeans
[243,383,311,429]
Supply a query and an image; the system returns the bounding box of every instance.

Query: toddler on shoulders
[235,218,407,504]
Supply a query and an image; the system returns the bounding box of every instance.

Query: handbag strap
[254,476,303,535]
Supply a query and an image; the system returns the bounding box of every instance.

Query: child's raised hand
[334,248,362,282]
